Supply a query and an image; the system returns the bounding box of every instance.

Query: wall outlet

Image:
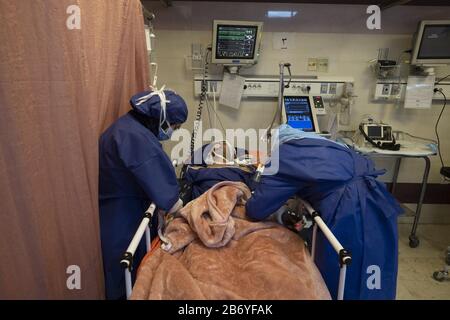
[317,58,329,72]
[192,43,203,61]
[308,58,317,71]
[391,84,401,96]
[329,83,337,94]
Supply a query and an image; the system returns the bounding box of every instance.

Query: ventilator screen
[284,96,316,132]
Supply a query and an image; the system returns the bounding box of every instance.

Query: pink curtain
[0,0,149,299]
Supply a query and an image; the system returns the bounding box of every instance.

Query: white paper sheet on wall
[219,73,245,109]
[404,75,436,109]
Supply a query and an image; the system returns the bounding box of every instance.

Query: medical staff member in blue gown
[246,125,403,300]
[99,88,188,300]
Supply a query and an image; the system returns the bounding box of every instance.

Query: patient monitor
[282,96,320,133]
[212,20,263,67]
[411,20,450,66]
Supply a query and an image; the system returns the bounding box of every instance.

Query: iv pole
[254,62,292,183]
[268,62,291,138]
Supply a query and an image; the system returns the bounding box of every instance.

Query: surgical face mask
[158,122,173,141]
[135,85,175,141]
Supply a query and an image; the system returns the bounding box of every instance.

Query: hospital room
[0,0,450,307]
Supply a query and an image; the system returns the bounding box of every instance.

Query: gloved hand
[178,177,193,204]
[162,199,183,229]
[273,205,304,232]
[158,201,184,252]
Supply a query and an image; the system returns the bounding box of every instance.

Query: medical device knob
[339,249,352,267]
[120,252,133,271]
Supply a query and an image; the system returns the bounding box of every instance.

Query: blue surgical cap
[130,90,188,124]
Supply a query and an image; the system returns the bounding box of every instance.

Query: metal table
[371,154,430,248]
[338,135,436,248]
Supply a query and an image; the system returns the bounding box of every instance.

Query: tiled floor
[397,224,450,299]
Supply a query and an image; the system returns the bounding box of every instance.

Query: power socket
[329,83,337,94]
[192,43,203,61]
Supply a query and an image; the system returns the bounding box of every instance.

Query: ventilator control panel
[312,96,326,115]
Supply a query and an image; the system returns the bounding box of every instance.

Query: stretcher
[120,198,352,300]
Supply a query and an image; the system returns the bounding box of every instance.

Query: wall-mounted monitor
[411,20,450,66]
[212,20,263,66]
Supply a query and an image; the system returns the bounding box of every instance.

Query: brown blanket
[130,181,331,300]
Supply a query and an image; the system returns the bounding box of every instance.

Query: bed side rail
[298,199,352,300]
[120,161,178,299]
[120,203,156,299]
[121,197,351,300]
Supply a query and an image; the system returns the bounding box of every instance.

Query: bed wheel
[409,235,420,248]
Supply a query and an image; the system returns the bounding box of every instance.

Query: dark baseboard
[386,183,450,204]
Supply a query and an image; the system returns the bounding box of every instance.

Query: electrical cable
[434,89,447,168]
[285,65,292,89]
[436,74,450,85]
[204,84,226,133]
[209,102,226,133]
[190,48,211,155]
[205,95,213,130]
[402,132,436,145]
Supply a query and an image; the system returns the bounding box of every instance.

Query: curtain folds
[0,0,149,299]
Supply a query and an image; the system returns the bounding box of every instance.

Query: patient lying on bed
[130,181,330,300]
[181,141,259,201]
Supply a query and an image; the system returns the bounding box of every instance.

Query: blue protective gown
[99,90,187,299]
[246,137,403,300]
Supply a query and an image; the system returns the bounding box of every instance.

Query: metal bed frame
[120,199,352,300]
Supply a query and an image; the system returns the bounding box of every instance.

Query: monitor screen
[367,126,382,138]
[284,96,316,132]
[215,24,258,60]
[417,25,450,60]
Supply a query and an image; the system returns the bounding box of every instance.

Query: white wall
[144,1,450,222]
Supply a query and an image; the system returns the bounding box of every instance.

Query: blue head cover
[273,124,347,149]
[276,124,328,144]
[130,89,188,124]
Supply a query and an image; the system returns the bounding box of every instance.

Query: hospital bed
[120,197,352,300]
